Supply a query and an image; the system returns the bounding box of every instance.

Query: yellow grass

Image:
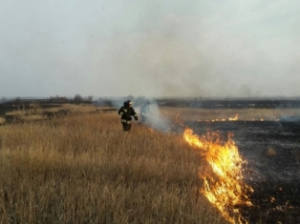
[6,104,98,115]
[0,117,5,125]
[3,104,101,123]
[0,112,226,224]
[161,107,300,122]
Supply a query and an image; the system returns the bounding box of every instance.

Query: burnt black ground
[185,120,300,224]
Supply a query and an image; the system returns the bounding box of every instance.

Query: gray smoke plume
[136,99,171,132]
[279,115,300,122]
[1,0,300,98]
[0,0,300,97]
[101,97,171,132]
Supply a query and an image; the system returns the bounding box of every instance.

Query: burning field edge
[0,101,300,223]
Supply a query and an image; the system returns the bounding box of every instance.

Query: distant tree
[87,96,93,103]
[49,96,69,103]
[0,97,7,103]
[73,94,83,104]
[15,97,21,102]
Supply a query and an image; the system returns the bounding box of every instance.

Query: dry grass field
[161,106,300,122]
[0,110,226,224]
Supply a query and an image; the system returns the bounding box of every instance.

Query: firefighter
[118,100,138,131]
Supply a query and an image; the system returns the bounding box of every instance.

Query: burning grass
[183,128,254,224]
[0,112,227,224]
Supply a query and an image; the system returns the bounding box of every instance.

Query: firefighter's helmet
[124,100,133,107]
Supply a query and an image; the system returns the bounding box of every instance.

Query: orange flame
[228,114,239,121]
[202,114,240,122]
[183,128,253,224]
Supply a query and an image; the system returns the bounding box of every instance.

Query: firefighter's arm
[132,109,138,120]
[118,108,124,116]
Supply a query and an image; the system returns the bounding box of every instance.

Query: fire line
[183,128,254,224]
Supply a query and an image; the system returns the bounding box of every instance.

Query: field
[0,102,299,223]
[0,107,226,224]
[162,106,300,223]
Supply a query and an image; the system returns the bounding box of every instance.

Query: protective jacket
[118,106,138,122]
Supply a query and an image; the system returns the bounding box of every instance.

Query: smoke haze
[0,0,299,97]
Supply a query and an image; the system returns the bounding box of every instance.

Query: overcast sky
[0,0,299,98]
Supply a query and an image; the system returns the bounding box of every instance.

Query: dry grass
[0,112,226,224]
[161,107,300,122]
[5,104,99,117]
[0,118,5,125]
[1,104,105,125]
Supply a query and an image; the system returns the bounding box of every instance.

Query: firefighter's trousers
[121,120,131,131]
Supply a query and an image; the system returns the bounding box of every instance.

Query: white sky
[0,0,299,97]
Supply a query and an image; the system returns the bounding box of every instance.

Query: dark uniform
[118,101,138,131]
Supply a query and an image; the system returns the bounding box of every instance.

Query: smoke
[279,115,300,122]
[137,99,171,132]
[103,97,171,132]
[0,0,300,97]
